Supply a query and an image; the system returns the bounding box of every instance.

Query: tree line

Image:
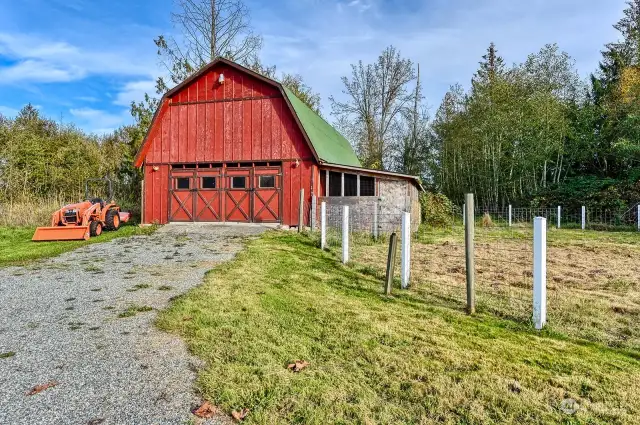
[2,0,640,222]
[333,1,640,212]
[0,105,143,212]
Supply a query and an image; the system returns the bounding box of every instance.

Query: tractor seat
[89,198,105,208]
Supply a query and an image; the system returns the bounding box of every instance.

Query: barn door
[224,168,252,222]
[195,168,222,222]
[169,170,195,222]
[252,166,281,223]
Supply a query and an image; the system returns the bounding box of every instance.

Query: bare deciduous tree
[243,59,322,114]
[330,46,415,169]
[155,0,263,92]
[392,64,432,179]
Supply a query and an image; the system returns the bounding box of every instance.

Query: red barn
[135,58,421,227]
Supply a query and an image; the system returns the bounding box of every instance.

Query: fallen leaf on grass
[26,381,58,396]
[192,401,217,418]
[231,408,250,421]
[287,360,309,372]
[182,316,193,322]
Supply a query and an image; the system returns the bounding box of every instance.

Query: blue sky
[0,0,628,134]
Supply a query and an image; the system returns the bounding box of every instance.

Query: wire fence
[465,203,640,231]
[299,195,640,348]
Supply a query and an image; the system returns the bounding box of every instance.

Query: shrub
[420,192,455,228]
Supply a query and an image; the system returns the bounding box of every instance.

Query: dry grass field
[350,227,640,351]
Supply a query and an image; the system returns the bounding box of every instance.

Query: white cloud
[69,107,132,135]
[0,105,19,117]
[258,0,627,113]
[76,96,99,103]
[114,79,157,106]
[0,32,159,84]
[0,59,85,83]
[346,0,372,12]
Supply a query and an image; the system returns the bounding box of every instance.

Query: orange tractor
[32,178,131,241]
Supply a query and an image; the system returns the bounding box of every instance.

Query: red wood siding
[143,164,169,224]
[282,160,313,226]
[142,62,315,225]
[144,64,312,164]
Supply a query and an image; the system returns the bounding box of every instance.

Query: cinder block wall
[318,180,421,233]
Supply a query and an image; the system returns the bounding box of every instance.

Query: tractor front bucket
[32,226,90,241]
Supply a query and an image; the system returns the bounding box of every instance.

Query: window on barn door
[259,175,275,188]
[231,176,247,189]
[175,178,190,190]
[201,177,216,189]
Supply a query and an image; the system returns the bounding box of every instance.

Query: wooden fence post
[140,179,144,224]
[310,194,317,231]
[462,203,466,226]
[298,189,304,232]
[533,217,547,330]
[385,232,398,295]
[342,205,349,264]
[465,194,475,314]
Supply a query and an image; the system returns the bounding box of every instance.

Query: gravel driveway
[0,224,267,425]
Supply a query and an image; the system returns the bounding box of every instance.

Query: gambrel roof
[134,58,361,168]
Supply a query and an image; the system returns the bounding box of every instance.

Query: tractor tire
[90,221,103,237]
[104,209,121,231]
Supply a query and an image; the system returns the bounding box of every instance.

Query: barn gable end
[140,62,313,165]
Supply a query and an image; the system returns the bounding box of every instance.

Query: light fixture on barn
[294,159,300,168]
[152,166,159,172]
[218,73,225,85]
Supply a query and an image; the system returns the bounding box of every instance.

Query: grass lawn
[158,231,640,425]
[0,224,156,267]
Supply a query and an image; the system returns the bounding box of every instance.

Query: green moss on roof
[283,87,361,167]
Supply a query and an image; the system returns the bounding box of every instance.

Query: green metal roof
[283,87,361,167]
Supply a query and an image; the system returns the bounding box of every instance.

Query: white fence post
[508,205,512,227]
[320,202,326,250]
[342,205,349,264]
[533,217,547,330]
[637,204,640,232]
[401,212,411,289]
[581,206,586,230]
[557,206,561,229]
